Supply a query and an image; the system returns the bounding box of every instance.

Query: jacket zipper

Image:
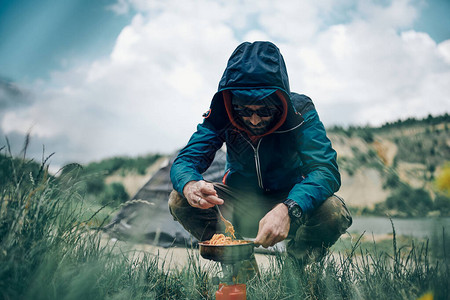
[235,120,305,190]
[254,139,263,188]
[239,133,264,189]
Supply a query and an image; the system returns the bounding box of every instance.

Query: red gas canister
[215,283,247,300]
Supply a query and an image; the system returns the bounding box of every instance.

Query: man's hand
[183,180,224,209]
[254,203,290,248]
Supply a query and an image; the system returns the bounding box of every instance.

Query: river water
[349,216,450,238]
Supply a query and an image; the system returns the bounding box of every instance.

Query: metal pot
[198,241,255,264]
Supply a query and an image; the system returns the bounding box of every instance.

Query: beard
[242,118,274,136]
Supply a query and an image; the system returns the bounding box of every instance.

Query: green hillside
[328,113,450,217]
[60,153,163,207]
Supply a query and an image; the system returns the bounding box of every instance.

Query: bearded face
[233,104,281,136]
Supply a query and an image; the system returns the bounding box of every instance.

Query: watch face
[290,205,302,218]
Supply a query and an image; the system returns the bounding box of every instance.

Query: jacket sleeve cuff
[173,173,204,196]
[286,190,317,215]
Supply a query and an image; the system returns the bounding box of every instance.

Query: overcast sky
[0,0,449,168]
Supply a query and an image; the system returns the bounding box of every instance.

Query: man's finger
[254,222,265,245]
[200,187,217,196]
[255,231,270,248]
[198,182,218,195]
[202,194,224,205]
[191,195,203,207]
[255,237,271,248]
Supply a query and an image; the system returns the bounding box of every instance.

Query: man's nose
[249,113,261,125]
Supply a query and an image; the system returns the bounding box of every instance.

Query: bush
[99,182,129,206]
[434,193,450,216]
[383,171,401,189]
[58,153,161,207]
[359,128,374,143]
[0,152,43,189]
[85,176,106,195]
[385,185,432,217]
[436,163,450,196]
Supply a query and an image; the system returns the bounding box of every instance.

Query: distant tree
[86,176,105,195]
[109,182,129,203]
[416,141,423,150]
[100,182,129,205]
[359,129,374,143]
[368,149,377,158]
[428,163,436,174]
[434,193,450,216]
[386,185,432,217]
[392,156,398,168]
[430,148,435,156]
[384,171,400,189]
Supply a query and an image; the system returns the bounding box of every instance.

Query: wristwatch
[283,199,303,220]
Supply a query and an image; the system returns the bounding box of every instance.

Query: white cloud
[281,0,450,126]
[2,0,449,166]
[355,0,418,29]
[437,39,450,65]
[107,0,131,15]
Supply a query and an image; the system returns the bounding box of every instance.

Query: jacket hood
[205,41,303,134]
[218,41,290,94]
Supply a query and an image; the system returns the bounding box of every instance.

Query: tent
[105,149,228,248]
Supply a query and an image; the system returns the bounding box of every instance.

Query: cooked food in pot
[207,233,251,245]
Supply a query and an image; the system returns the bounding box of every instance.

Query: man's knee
[168,190,189,221]
[320,195,352,234]
[168,190,219,241]
[168,190,186,210]
[287,195,352,261]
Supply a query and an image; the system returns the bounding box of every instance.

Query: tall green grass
[0,146,449,299]
[0,144,216,299]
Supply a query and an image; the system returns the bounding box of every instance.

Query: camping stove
[198,241,255,300]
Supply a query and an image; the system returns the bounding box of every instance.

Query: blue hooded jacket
[170,41,340,214]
